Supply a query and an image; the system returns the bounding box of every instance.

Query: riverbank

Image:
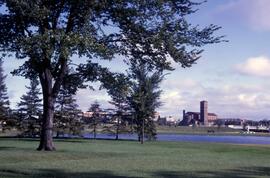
[157,125,240,134]
[157,126,270,136]
[0,126,270,137]
[0,138,270,178]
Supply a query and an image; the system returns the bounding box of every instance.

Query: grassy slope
[0,138,270,178]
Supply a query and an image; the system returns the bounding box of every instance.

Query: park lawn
[0,138,270,178]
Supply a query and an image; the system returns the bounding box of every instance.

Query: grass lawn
[0,138,270,178]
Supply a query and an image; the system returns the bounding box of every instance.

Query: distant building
[216,118,245,126]
[182,111,200,125]
[157,117,167,125]
[200,101,208,125]
[208,113,218,123]
[180,101,217,126]
[82,111,107,118]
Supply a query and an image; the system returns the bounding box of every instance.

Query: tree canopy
[0,1,223,77]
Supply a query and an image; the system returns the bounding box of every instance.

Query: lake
[80,133,270,145]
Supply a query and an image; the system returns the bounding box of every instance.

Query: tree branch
[52,55,67,98]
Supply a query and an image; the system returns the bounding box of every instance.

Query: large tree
[0,1,223,150]
[0,60,10,131]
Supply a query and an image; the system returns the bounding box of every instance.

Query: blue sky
[3,0,270,120]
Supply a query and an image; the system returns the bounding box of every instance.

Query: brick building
[180,101,217,126]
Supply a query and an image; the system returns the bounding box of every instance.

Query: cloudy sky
[3,0,270,120]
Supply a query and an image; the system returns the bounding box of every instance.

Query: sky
[2,0,270,121]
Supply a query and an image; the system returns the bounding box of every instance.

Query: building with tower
[180,101,217,126]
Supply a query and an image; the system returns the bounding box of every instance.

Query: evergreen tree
[128,62,163,144]
[54,87,82,137]
[106,74,130,140]
[17,77,42,137]
[18,77,42,117]
[0,60,10,132]
[86,101,102,139]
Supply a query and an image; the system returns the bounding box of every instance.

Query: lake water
[80,133,270,145]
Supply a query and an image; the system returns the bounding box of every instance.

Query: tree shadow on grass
[54,139,87,143]
[153,166,270,178]
[0,169,133,178]
[0,137,40,142]
[0,137,138,143]
[88,138,137,142]
[0,146,16,150]
[1,167,270,178]
[0,169,29,178]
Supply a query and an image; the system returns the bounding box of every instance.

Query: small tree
[128,62,163,144]
[17,77,42,137]
[86,101,102,139]
[105,74,130,140]
[54,87,82,137]
[0,60,10,132]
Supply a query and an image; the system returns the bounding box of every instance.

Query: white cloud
[216,0,270,31]
[237,94,257,107]
[162,78,201,91]
[158,76,270,120]
[76,88,111,112]
[235,56,270,77]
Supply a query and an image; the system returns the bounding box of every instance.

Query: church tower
[200,101,208,125]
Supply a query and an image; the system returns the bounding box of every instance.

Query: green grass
[0,138,270,178]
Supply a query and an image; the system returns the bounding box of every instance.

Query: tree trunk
[37,70,56,151]
[116,116,119,140]
[37,100,55,150]
[131,114,134,134]
[141,119,144,144]
[93,123,96,139]
[56,130,60,138]
[37,94,55,151]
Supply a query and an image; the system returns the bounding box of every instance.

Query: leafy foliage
[128,62,164,143]
[0,0,223,83]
